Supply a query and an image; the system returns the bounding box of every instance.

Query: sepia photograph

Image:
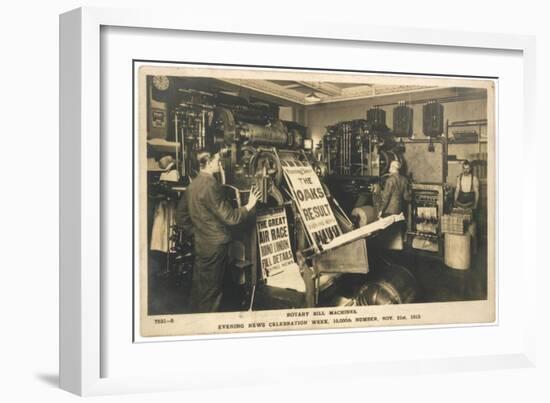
[136,63,495,337]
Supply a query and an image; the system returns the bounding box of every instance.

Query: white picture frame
[60,6,537,396]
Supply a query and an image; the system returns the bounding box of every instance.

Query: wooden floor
[147,239,488,315]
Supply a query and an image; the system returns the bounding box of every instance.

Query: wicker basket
[441,214,466,235]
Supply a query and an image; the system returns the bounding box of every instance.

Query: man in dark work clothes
[377,160,410,251]
[379,160,410,218]
[176,151,261,313]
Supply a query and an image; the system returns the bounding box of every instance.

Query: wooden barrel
[356,264,417,305]
[444,233,471,270]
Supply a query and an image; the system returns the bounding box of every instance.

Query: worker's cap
[196,151,212,162]
[197,150,218,168]
[389,160,401,170]
[158,155,175,170]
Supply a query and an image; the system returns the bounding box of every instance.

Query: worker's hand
[246,186,262,211]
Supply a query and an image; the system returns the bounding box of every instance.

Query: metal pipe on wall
[373,93,487,108]
[174,112,181,177]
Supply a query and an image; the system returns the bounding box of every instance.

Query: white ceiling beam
[281,83,301,89]
[341,84,376,97]
[216,79,446,107]
[296,81,342,96]
[218,78,307,105]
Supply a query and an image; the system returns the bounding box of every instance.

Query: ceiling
[216,78,435,106]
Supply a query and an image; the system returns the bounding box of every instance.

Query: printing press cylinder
[211,108,303,149]
[238,120,290,147]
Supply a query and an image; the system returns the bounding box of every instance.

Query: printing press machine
[147,76,427,311]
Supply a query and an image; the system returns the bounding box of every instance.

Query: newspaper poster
[281,160,341,250]
[133,62,496,339]
[256,206,295,276]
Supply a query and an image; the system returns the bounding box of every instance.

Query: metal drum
[355,264,417,305]
[444,233,471,270]
[239,120,289,147]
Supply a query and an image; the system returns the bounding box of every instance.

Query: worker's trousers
[189,243,229,313]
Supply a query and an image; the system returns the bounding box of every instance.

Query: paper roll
[351,205,378,227]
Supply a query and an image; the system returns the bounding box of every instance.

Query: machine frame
[60,7,535,396]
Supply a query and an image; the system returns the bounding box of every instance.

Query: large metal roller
[239,120,290,147]
[210,107,237,145]
[211,107,301,148]
[355,264,417,305]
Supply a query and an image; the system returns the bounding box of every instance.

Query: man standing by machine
[454,160,480,254]
[454,160,479,210]
[377,160,410,250]
[378,160,410,218]
[176,150,261,313]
